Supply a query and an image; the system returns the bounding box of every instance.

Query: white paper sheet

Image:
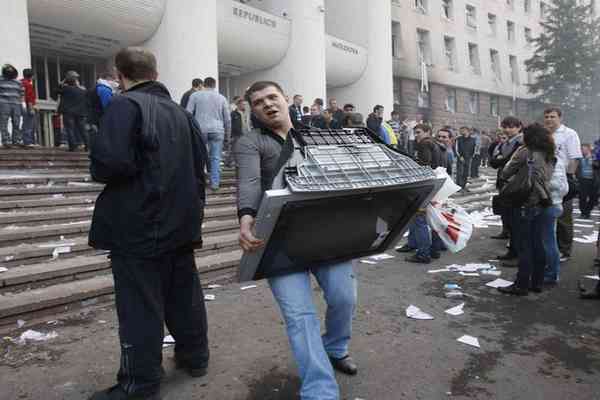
[206,284,222,289]
[427,268,450,274]
[18,329,58,343]
[0,266,7,273]
[584,275,600,281]
[457,335,480,348]
[360,259,378,265]
[369,253,395,261]
[445,303,465,316]
[406,305,434,320]
[459,272,480,277]
[204,294,216,301]
[485,278,513,288]
[240,285,257,291]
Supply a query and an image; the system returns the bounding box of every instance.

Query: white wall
[144,0,219,102]
[229,0,327,106]
[1,0,31,72]
[328,0,394,115]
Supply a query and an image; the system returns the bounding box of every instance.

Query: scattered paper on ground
[0,267,7,273]
[369,253,395,261]
[485,278,513,288]
[241,285,257,291]
[428,268,450,274]
[360,259,378,265]
[406,305,434,320]
[457,335,480,348]
[204,294,216,301]
[445,303,465,316]
[574,224,595,228]
[18,330,58,344]
[17,320,25,328]
[163,334,175,348]
[445,290,465,298]
[206,284,222,289]
[584,275,600,281]
[459,272,480,277]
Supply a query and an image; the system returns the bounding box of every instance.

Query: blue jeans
[407,214,431,259]
[63,113,88,151]
[21,109,35,145]
[541,205,563,282]
[515,207,546,289]
[268,261,357,400]
[205,132,224,189]
[0,103,22,145]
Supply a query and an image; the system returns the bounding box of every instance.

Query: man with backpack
[88,47,209,400]
[397,124,447,263]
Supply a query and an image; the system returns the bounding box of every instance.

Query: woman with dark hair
[497,123,555,296]
[0,64,24,148]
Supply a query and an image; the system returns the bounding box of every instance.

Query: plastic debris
[369,253,395,261]
[584,275,600,281]
[406,305,434,320]
[459,272,480,277]
[163,334,175,348]
[241,285,257,291]
[52,246,71,259]
[17,319,26,328]
[360,259,378,265]
[206,284,222,289]
[428,268,450,274]
[204,294,216,301]
[457,335,480,348]
[18,329,58,344]
[445,290,465,298]
[444,283,461,290]
[445,303,465,316]
[485,278,513,288]
[4,255,14,262]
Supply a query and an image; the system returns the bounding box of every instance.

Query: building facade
[2,0,552,144]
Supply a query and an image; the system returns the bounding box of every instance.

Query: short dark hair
[1,64,18,80]
[303,106,310,113]
[523,123,555,162]
[459,126,470,131]
[373,105,384,112]
[192,78,203,88]
[501,116,522,128]
[244,80,285,104]
[293,94,302,100]
[438,128,451,136]
[114,47,157,81]
[22,68,34,79]
[544,107,562,117]
[204,77,216,88]
[314,98,324,107]
[98,71,114,80]
[343,103,355,110]
[414,123,431,133]
[391,110,400,116]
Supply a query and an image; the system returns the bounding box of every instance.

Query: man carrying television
[234,81,358,400]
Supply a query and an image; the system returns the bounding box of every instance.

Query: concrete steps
[0,148,498,329]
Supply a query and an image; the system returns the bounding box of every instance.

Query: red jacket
[20,78,36,106]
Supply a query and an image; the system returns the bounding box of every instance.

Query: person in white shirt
[543,107,582,261]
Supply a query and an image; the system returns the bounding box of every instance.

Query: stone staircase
[0,148,497,330]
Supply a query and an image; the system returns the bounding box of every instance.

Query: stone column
[144,0,219,102]
[0,0,31,72]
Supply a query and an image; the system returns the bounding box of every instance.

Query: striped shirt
[0,77,24,106]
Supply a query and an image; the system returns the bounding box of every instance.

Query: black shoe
[329,355,358,376]
[88,385,160,400]
[396,245,415,253]
[498,252,517,261]
[529,285,543,293]
[430,252,441,259]
[497,284,528,296]
[405,254,431,264]
[491,233,510,240]
[174,358,208,378]
[579,280,600,299]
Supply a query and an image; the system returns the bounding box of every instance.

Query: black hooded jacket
[89,81,208,257]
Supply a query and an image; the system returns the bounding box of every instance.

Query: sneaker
[88,385,160,400]
[396,245,415,253]
[497,284,528,296]
[405,254,431,264]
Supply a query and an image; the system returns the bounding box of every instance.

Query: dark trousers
[500,208,511,236]
[515,207,546,289]
[508,208,520,256]
[62,113,88,151]
[578,178,598,216]
[111,250,209,396]
[456,158,472,188]
[557,199,574,255]
[470,154,481,178]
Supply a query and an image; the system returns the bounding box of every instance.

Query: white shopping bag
[426,203,473,253]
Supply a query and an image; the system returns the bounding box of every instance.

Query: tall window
[417,29,432,64]
[466,5,477,29]
[445,88,457,113]
[467,91,479,114]
[524,27,532,45]
[444,36,457,70]
[392,21,403,58]
[540,2,547,18]
[510,55,519,84]
[507,21,516,42]
[506,0,515,10]
[490,95,499,116]
[415,0,427,14]
[490,49,501,80]
[488,13,497,36]
[524,0,531,13]
[393,77,403,106]
[418,90,430,108]
[442,0,453,19]
[467,42,481,74]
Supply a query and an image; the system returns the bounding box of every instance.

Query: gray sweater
[186,89,231,136]
[234,128,287,219]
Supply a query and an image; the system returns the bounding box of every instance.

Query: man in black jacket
[180,78,203,109]
[366,105,384,133]
[454,127,476,190]
[88,48,209,400]
[289,94,303,129]
[398,124,446,263]
[57,71,89,151]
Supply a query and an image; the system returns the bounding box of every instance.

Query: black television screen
[253,184,435,280]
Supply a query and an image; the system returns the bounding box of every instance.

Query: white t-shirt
[553,124,582,169]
